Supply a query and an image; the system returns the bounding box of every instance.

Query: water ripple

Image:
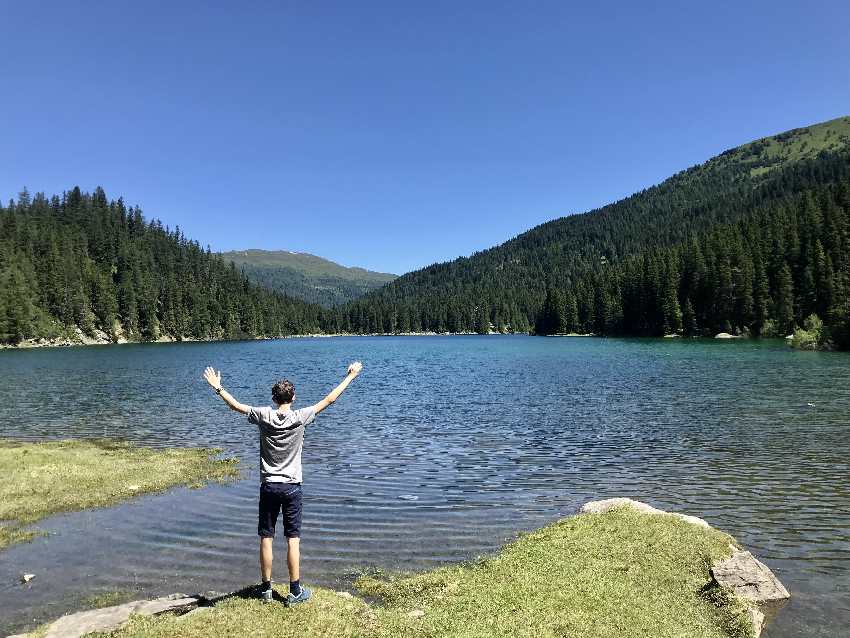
[1,336,848,636]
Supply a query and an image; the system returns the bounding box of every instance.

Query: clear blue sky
[2,1,849,275]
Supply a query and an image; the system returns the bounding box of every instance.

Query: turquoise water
[1,336,848,636]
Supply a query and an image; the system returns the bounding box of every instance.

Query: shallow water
[0,336,848,636]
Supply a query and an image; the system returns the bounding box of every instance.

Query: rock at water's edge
[41,594,200,638]
[580,497,788,638]
[711,551,790,603]
[580,497,711,528]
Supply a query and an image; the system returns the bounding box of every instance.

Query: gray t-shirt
[248,405,317,484]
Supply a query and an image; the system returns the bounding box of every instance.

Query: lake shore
[0,329,695,351]
[0,439,239,551]
[15,501,785,638]
[0,330,519,350]
[4,326,817,352]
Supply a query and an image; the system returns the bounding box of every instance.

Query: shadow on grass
[202,583,289,606]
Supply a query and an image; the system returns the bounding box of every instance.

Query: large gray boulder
[711,551,790,637]
[711,551,790,603]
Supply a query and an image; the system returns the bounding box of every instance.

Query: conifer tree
[775,264,796,335]
[475,304,490,334]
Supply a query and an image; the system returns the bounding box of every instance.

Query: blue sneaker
[286,585,312,606]
[260,587,274,604]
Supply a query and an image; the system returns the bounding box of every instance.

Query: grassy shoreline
[0,439,239,550]
[5,443,760,637]
[87,507,752,638]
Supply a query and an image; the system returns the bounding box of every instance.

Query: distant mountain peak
[219,249,397,307]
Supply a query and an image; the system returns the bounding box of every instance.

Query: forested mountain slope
[220,249,396,307]
[333,117,850,346]
[3,117,849,349]
[0,188,324,344]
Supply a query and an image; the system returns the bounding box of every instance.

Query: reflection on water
[1,336,848,636]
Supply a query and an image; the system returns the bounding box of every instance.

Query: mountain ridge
[333,115,850,345]
[380,115,850,289]
[219,249,396,307]
[2,116,849,348]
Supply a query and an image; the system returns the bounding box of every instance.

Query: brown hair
[271,379,295,405]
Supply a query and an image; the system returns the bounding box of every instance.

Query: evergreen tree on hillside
[534,288,558,335]
[475,303,491,334]
[775,264,796,336]
[563,290,579,334]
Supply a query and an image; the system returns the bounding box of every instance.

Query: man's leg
[257,483,281,601]
[287,537,300,582]
[282,484,309,603]
[260,537,274,583]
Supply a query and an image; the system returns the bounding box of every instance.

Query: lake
[1,336,848,636]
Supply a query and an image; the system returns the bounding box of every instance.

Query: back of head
[272,379,295,405]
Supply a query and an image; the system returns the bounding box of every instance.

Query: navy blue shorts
[258,482,302,538]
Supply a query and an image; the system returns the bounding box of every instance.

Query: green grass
[94,508,754,638]
[0,439,239,550]
[712,115,850,177]
[82,590,144,610]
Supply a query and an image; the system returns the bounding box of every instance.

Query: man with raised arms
[203,361,364,605]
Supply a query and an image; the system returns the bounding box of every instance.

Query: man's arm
[203,366,250,415]
[311,361,363,415]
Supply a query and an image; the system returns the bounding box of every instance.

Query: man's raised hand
[203,366,222,390]
[311,361,363,415]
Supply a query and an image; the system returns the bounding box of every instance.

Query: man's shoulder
[248,405,274,423]
[293,405,317,424]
